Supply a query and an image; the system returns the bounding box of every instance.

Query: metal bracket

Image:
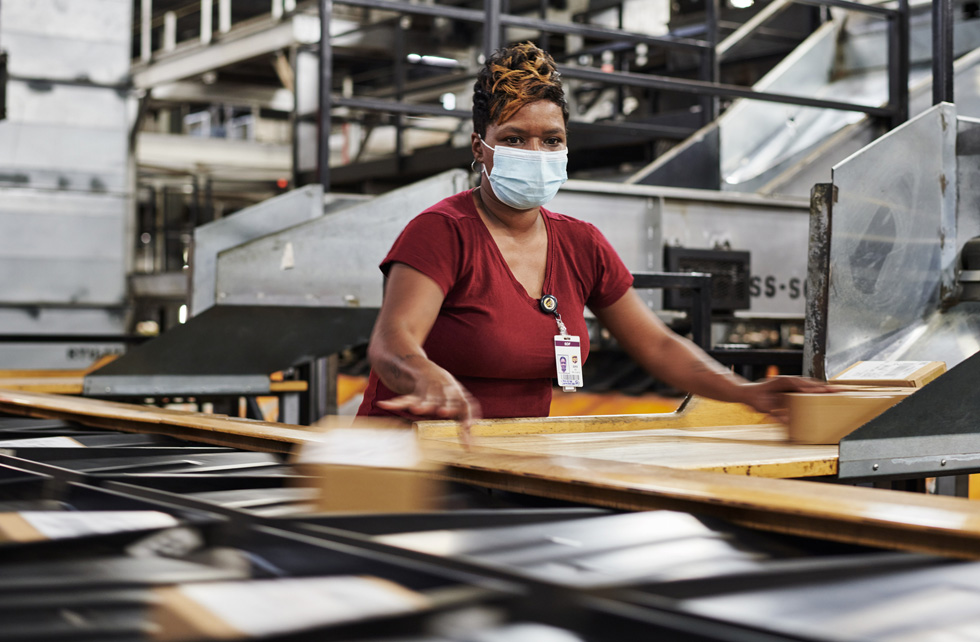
[632,272,712,350]
[838,350,980,480]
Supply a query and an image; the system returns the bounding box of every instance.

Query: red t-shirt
[357,189,634,420]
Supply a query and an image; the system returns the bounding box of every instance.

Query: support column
[201,0,213,45]
[317,0,332,190]
[163,11,177,51]
[888,0,909,127]
[699,0,720,125]
[219,0,231,33]
[932,0,954,104]
[141,0,152,61]
[484,0,502,59]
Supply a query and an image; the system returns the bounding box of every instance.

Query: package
[787,389,915,444]
[151,576,428,641]
[831,361,946,388]
[0,511,179,543]
[294,426,443,513]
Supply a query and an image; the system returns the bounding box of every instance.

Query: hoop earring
[470,159,479,173]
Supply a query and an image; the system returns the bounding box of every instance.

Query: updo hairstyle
[472,42,569,138]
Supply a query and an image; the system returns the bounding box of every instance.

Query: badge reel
[540,295,583,393]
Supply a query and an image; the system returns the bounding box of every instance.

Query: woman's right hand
[368,263,480,442]
[376,360,481,426]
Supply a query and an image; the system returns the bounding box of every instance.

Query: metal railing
[133,0,919,191]
[313,0,912,188]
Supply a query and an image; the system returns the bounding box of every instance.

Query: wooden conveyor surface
[417,396,837,479]
[2,388,980,559]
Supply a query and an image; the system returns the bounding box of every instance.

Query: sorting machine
[2,367,980,641]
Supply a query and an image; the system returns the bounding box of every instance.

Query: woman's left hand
[738,376,834,423]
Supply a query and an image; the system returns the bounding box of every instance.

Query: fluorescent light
[178,305,188,324]
[441,92,457,110]
[730,0,754,7]
[406,53,461,68]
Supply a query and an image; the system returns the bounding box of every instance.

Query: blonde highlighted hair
[472,42,568,137]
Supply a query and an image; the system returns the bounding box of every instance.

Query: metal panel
[84,375,272,397]
[0,189,127,305]
[629,22,860,196]
[840,5,980,72]
[824,103,959,378]
[0,343,126,370]
[214,171,469,308]
[548,181,809,318]
[0,307,127,335]
[630,13,980,198]
[769,33,980,197]
[3,80,129,129]
[191,185,326,316]
[215,175,806,318]
[549,187,661,310]
[955,117,980,245]
[631,127,721,190]
[660,198,809,318]
[0,0,131,84]
[84,306,378,396]
[0,81,128,192]
[838,351,980,479]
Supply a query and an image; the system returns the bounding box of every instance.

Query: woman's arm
[593,289,828,418]
[367,263,480,425]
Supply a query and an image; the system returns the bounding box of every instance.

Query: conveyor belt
[2,389,980,562]
[2,410,980,641]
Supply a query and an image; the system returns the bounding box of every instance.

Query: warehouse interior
[3,0,980,640]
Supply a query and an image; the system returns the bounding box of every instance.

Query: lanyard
[540,295,582,392]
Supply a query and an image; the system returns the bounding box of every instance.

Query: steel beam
[334,0,708,52]
[132,15,318,89]
[557,66,893,118]
[792,0,897,17]
[497,13,708,52]
[333,96,470,119]
[151,81,295,112]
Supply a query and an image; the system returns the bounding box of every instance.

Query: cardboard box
[831,361,946,388]
[294,426,444,513]
[151,576,428,641]
[787,389,915,444]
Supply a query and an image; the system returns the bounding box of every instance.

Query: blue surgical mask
[480,139,568,210]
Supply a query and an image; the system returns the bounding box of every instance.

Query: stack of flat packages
[787,361,946,444]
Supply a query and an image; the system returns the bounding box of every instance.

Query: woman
[357,42,825,426]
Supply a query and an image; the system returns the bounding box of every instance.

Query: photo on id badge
[554,336,583,390]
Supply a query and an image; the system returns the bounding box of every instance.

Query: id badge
[554,335,583,392]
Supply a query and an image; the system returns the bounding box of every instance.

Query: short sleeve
[586,224,634,309]
[381,213,461,296]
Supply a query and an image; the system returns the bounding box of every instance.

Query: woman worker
[357,42,825,426]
